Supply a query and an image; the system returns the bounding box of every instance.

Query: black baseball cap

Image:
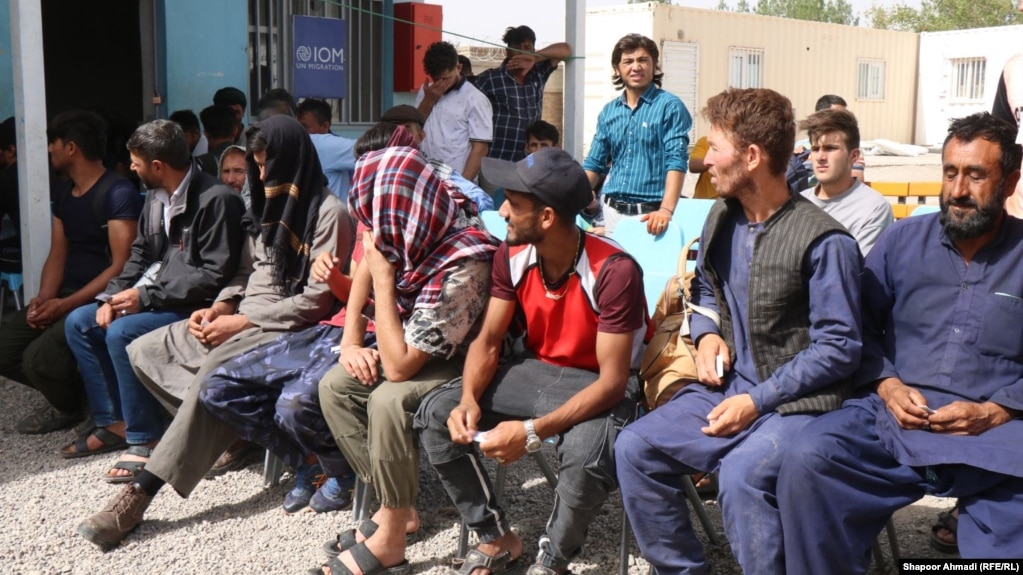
[481,147,591,215]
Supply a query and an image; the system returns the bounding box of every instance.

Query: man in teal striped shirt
[583,34,691,236]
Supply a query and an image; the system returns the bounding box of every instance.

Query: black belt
[602,195,661,216]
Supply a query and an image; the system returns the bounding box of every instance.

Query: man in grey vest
[615,88,863,575]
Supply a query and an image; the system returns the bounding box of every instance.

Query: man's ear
[1005,169,1022,200]
[745,143,763,172]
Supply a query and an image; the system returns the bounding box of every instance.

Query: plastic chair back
[480,211,508,241]
[612,219,685,310]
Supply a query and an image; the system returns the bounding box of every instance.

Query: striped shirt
[583,84,691,203]
[474,59,556,161]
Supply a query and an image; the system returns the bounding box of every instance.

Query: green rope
[314,0,584,60]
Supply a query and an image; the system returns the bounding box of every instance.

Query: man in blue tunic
[778,111,1023,572]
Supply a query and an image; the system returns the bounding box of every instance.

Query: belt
[602,195,661,216]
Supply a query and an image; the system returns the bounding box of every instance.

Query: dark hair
[169,109,200,133]
[458,55,474,77]
[245,124,268,155]
[256,88,297,120]
[611,34,663,90]
[296,99,333,126]
[525,120,559,146]
[47,110,109,162]
[200,105,239,140]
[814,94,848,112]
[354,122,399,158]
[702,88,795,177]
[213,86,247,110]
[0,117,15,150]
[944,112,1023,180]
[502,25,536,48]
[126,119,191,170]
[423,41,458,79]
[799,108,860,152]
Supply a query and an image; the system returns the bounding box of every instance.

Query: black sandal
[60,427,127,459]
[309,541,411,575]
[323,520,421,557]
[454,548,520,575]
[102,445,154,484]
[929,508,959,554]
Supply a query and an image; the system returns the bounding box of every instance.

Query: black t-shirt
[54,171,143,290]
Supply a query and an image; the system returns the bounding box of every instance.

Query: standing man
[799,108,892,255]
[415,41,493,182]
[778,112,1023,571]
[615,88,863,575]
[473,25,570,162]
[583,34,691,235]
[195,105,240,176]
[0,111,141,434]
[296,98,357,202]
[417,147,650,575]
[213,86,248,146]
[62,120,246,475]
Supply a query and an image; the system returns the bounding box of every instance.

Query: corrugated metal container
[584,3,919,154]
[916,25,1023,146]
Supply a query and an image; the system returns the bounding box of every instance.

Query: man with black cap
[416,147,651,575]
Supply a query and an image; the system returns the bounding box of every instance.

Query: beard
[940,183,1005,241]
[505,219,544,247]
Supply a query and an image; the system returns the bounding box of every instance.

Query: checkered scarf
[349,146,497,317]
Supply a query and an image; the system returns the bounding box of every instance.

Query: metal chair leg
[263,450,285,487]
[682,475,723,546]
[352,478,374,522]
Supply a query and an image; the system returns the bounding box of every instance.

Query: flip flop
[102,445,154,484]
[60,427,127,459]
[323,520,421,557]
[928,508,959,554]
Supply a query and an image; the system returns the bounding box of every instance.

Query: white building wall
[916,25,1023,146]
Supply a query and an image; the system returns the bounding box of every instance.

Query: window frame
[857,58,886,102]
[727,47,765,90]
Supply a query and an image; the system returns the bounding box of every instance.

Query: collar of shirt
[615,82,660,109]
[153,164,194,237]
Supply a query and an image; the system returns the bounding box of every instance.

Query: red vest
[508,234,652,372]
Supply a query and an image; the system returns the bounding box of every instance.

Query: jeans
[416,357,637,571]
[64,302,190,444]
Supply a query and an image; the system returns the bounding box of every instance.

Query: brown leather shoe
[205,439,263,478]
[77,483,153,547]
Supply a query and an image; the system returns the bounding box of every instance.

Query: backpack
[638,238,720,410]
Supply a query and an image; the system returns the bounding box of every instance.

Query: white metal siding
[662,41,699,139]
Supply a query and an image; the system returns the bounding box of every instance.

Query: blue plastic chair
[910,205,940,217]
[672,198,716,244]
[480,211,508,241]
[612,219,685,310]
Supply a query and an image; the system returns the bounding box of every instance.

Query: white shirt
[416,79,492,175]
[152,165,195,237]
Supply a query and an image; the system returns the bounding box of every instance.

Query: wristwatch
[524,419,542,453]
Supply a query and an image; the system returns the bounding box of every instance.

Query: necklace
[537,228,584,301]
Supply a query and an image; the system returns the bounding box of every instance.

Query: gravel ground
[1,376,959,575]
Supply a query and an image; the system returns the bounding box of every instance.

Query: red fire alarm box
[394,2,443,92]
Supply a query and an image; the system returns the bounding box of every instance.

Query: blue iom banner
[293,15,347,99]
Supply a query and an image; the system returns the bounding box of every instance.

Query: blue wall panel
[162,0,249,118]
[0,0,13,119]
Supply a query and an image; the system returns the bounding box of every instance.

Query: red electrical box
[394,2,443,92]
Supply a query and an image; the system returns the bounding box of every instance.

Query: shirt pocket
[976,293,1023,360]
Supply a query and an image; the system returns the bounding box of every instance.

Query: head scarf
[245,115,325,296]
[348,145,498,318]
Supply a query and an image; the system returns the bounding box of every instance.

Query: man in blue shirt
[778,112,1023,572]
[296,98,357,203]
[615,88,863,575]
[473,25,570,162]
[583,34,691,235]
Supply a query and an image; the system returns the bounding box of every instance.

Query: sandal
[323,520,421,557]
[929,508,959,554]
[309,541,411,575]
[452,548,521,575]
[525,566,573,575]
[60,427,127,459]
[102,445,154,484]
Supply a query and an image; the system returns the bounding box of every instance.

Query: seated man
[62,120,246,476]
[615,88,863,575]
[0,111,141,434]
[296,98,358,202]
[311,137,497,575]
[76,115,352,546]
[417,147,650,575]
[217,144,250,209]
[778,112,1023,571]
[798,108,892,255]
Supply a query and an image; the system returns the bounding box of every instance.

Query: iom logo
[295,46,345,71]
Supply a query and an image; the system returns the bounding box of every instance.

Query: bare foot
[60,423,126,457]
[105,440,158,479]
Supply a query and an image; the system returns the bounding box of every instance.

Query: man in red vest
[416,147,651,575]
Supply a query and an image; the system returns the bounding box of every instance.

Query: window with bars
[950,57,986,102]
[857,59,886,101]
[248,0,383,126]
[727,47,764,89]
